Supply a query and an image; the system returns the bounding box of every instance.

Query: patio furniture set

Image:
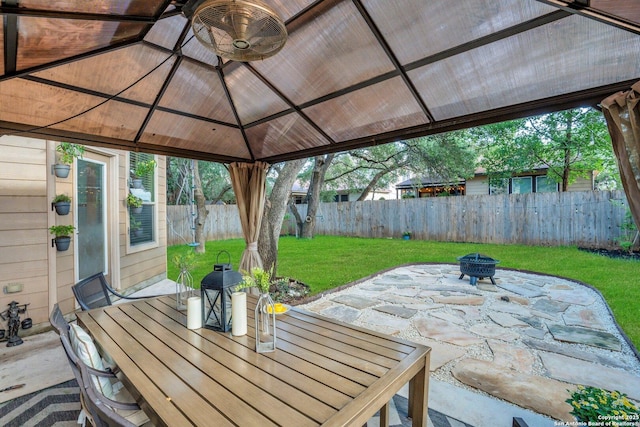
[54,273,431,426]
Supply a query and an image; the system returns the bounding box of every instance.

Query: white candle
[187,296,202,330]
[231,292,247,336]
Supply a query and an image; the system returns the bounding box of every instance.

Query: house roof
[396,177,465,189]
[0,1,638,164]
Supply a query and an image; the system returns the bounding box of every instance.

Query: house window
[536,175,558,193]
[129,152,156,248]
[489,178,508,195]
[511,177,532,194]
[334,194,349,202]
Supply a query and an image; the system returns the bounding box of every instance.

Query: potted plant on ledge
[50,225,75,251]
[130,216,143,238]
[52,194,71,215]
[131,159,156,189]
[53,143,84,178]
[126,193,143,214]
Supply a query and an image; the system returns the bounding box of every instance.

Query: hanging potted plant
[49,225,75,251]
[130,215,143,237]
[53,143,84,178]
[131,159,156,189]
[126,193,143,214]
[52,194,71,215]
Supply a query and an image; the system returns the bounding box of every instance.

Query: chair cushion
[112,387,151,426]
[69,323,113,398]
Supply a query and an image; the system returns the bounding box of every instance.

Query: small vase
[255,292,276,353]
[176,268,195,311]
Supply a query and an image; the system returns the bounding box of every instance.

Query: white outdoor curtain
[229,161,269,274]
[601,81,640,231]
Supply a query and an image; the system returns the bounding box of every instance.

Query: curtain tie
[247,242,258,251]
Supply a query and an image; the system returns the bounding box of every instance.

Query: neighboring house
[397,167,595,198]
[396,177,466,198]
[468,167,596,195]
[332,188,394,202]
[290,183,395,203]
[0,136,167,330]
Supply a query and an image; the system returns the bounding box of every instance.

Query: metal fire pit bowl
[457,253,499,286]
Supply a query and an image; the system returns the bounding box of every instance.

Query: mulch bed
[578,247,640,262]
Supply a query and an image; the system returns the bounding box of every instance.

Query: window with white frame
[129,152,156,247]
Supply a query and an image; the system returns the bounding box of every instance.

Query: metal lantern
[201,251,243,332]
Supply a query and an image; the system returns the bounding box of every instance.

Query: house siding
[0,136,167,331]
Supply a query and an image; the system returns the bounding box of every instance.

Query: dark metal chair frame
[59,333,140,427]
[71,272,159,311]
[49,303,70,339]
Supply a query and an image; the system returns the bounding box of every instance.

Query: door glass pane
[77,159,106,280]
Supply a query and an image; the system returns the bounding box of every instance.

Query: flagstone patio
[297,264,640,423]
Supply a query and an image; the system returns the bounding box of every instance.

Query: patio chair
[72,272,159,311]
[60,334,149,426]
[49,303,70,339]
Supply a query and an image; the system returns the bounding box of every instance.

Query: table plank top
[77,295,430,427]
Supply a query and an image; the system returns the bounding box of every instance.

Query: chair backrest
[49,303,70,338]
[79,362,137,427]
[72,273,113,310]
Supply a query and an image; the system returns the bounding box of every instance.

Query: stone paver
[496,282,545,298]
[452,359,575,422]
[488,341,536,374]
[488,312,529,328]
[373,305,417,318]
[540,352,640,401]
[468,323,519,342]
[547,323,622,351]
[332,294,378,309]
[531,298,570,314]
[414,317,484,346]
[298,264,639,423]
[431,295,485,305]
[562,308,607,331]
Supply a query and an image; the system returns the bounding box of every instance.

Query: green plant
[126,193,143,208]
[130,216,141,230]
[49,225,75,237]
[171,251,197,272]
[403,231,412,237]
[566,385,639,424]
[56,143,84,165]
[237,265,274,294]
[133,160,157,178]
[52,194,71,203]
[617,207,638,253]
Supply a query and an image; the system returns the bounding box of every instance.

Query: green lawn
[168,236,640,349]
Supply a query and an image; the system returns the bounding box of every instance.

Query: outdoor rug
[0,379,473,427]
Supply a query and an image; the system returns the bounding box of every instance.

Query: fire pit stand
[457,253,499,286]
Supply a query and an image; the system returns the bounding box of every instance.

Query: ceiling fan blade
[245,16,282,38]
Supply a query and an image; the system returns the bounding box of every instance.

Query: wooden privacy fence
[167,190,631,249]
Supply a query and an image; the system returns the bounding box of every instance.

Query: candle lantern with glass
[200,251,242,332]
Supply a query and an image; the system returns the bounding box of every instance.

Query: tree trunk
[193,160,208,254]
[561,114,574,192]
[300,154,334,238]
[357,169,388,201]
[257,159,306,277]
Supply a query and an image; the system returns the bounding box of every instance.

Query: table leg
[379,402,389,427]
[408,356,429,427]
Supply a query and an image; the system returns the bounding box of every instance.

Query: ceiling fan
[181,0,288,62]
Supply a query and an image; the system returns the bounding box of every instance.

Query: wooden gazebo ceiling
[0,0,639,163]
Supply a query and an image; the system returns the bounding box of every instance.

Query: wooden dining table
[76,294,431,427]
